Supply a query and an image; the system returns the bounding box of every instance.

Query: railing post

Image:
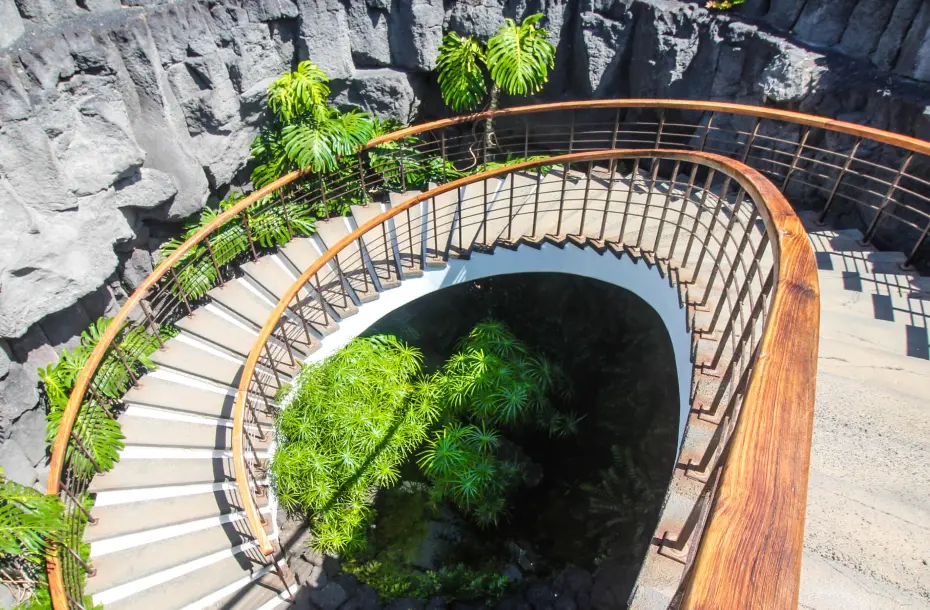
[654,159,682,254]
[619,158,641,242]
[610,107,621,149]
[204,237,224,287]
[263,343,282,388]
[242,214,258,260]
[532,167,542,237]
[638,157,663,249]
[699,112,715,151]
[169,267,192,315]
[139,298,164,349]
[740,117,761,163]
[816,138,861,223]
[654,110,666,148]
[579,161,593,236]
[557,162,569,235]
[782,126,812,191]
[321,178,331,218]
[862,152,913,244]
[682,170,717,269]
[669,163,700,262]
[568,109,576,154]
[279,193,294,237]
[357,152,368,203]
[600,155,618,242]
[441,131,449,183]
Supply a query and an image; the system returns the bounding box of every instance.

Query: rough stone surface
[332,68,425,124]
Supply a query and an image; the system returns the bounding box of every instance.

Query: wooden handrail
[679,158,819,609]
[232,149,819,607]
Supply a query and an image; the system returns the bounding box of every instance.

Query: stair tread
[87,488,269,543]
[208,278,276,330]
[118,412,271,451]
[87,507,272,595]
[205,572,289,610]
[123,374,235,418]
[176,307,258,358]
[150,339,246,388]
[98,547,274,610]
[88,457,237,492]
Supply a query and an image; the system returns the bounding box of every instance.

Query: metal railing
[233,147,819,608]
[49,99,930,609]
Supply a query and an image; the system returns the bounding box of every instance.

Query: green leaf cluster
[156,192,317,301]
[39,318,169,478]
[271,336,437,553]
[436,14,555,112]
[416,321,581,525]
[251,61,375,186]
[343,558,509,604]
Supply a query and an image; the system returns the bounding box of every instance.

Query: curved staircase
[47,101,930,610]
[78,155,783,609]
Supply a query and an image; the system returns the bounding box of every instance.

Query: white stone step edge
[122,404,264,433]
[119,446,269,460]
[90,533,279,607]
[90,504,273,558]
[95,480,268,508]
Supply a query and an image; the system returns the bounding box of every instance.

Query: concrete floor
[798,225,930,609]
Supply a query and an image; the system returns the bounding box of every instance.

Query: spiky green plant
[270,336,438,553]
[435,14,555,147]
[417,321,580,525]
[581,445,658,561]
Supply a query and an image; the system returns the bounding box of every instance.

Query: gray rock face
[332,69,425,124]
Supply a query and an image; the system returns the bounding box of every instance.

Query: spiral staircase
[45,102,930,610]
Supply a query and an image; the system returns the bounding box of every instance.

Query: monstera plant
[435,14,556,148]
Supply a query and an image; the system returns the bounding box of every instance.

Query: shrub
[270,336,438,553]
[418,321,582,525]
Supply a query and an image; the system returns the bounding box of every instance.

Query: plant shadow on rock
[359,272,679,603]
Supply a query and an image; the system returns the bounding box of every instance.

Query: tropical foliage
[435,14,555,113]
[270,336,436,553]
[343,558,510,604]
[156,192,317,301]
[417,321,580,524]
[40,317,171,478]
[581,445,658,561]
[706,0,745,8]
[250,60,374,187]
[0,472,63,606]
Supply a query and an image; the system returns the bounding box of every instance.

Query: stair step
[95,543,277,610]
[87,506,273,595]
[208,278,276,330]
[123,374,236,419]
[814,249,908,275]
[204,572,292,610]
[820,307,928,358]
[118,412,271,451]
[176,306,259,358]
[349,202,403,289]
[313,217,379,303]
[88,457,237,492]
[87,487,269,543]
[150,339,250,389]
[817,279,930,324]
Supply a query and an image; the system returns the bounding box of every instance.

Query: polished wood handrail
[679,158,819,609]
[233,149,819,607]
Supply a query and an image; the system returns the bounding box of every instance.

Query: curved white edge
[302,243,692,448]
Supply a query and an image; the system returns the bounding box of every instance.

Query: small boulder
[384,597,425,610]
[309,582,348,610]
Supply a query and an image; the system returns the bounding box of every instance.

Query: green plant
[706,0,745,8]
[343,558,509,604]
[436,15,555,147]
[40,318,168,478]
[157,192,317,300]
[418,321,581,525]
[250,61,374,187]
[270,336,439,553]
[581,445,658,560]
[0,471,63,605]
